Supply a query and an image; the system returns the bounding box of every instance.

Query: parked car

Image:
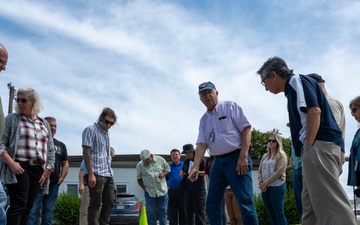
[110,193,141,225]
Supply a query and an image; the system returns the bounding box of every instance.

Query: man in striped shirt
[82,107,117,225]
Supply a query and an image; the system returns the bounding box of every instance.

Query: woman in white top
[258,133,288,225]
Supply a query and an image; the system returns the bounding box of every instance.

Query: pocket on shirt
[218,118,230,133]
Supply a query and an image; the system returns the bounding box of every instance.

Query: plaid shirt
[15,115,49,165]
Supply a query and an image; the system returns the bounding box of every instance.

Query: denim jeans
[145,191,168,225]
[261,183,287,225]
[207,153,258,225]
[87,175,115,225]
[0,182,7,225]
[27,183,60,225]
[6,163,43,225]
[292,168,302,220]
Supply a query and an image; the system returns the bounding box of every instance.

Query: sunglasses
[103,119,115,126]
[15,98,29,103]
[352,107,358,114]
[268,139,277,143]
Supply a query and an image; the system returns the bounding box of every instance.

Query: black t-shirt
[182,158,206,190]
[50,138,69,184]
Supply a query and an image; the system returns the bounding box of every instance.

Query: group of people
[0,44,69,225]
[0,43,118,225]
[136,56,359,225]
[1,41,359,225]
[136,144,243,225]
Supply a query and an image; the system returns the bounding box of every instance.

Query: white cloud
[0,0,358,164]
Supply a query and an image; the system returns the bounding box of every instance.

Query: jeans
[87,175,116,225]
[6,163,43,225]
[0,182,7,225]
[207,153,258,225]
[261,183,287,225]
[27,183,60,225]
[168,189,185,225]
[145,191,168,225]
[292,168,302,220]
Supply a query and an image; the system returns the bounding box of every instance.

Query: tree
[251,128,292,159]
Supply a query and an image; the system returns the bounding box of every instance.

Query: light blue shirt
[196,101,251,156]
[82,122,113,177]
[291,145,301,170]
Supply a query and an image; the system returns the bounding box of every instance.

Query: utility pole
[7,82,15,114]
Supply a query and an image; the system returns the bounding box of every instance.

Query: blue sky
[1,0,359,153]
[1,0,360,195]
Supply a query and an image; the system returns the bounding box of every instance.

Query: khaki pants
[79,185,89,225]
[224,189,243,225]
[302,140,356,225]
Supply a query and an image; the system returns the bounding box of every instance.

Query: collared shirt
[196,101,251,156]
[80,160,88,174]
[136,155,170,198]
[16,115,49,165]
[285,74,344,156]
[167,161,184,189]
[82,122,113,177]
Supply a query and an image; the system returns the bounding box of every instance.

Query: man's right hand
[88,173,96,188]
[79,183,84,195]
[188,166,199,182]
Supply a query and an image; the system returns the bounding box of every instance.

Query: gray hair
[257,56,293,79]
[14,87,42,115]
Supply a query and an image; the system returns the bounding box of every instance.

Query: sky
[0,0,360,195]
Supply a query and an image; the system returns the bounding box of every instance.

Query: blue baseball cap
[198,81,216,93]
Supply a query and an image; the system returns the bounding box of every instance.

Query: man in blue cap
[189,82,258,225]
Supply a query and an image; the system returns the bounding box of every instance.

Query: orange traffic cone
[139,204,148,225]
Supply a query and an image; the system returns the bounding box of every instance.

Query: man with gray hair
[0,43,9,224]
[136,150,170,225]
[257,56,355,225]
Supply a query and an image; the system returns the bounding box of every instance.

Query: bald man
[0,43,9,224]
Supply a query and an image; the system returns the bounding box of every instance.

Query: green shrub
[54,192,81,225]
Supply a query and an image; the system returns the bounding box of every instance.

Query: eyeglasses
[103,119,115,126]
[268,139,277,143]
[261,76,269,86]
[15,98,29,104]
[199,89,214,98]
[352,107,358,114]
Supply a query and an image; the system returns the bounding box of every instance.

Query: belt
[216,148,240,157]
[16,159,42,166]
[168,188,182,191]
